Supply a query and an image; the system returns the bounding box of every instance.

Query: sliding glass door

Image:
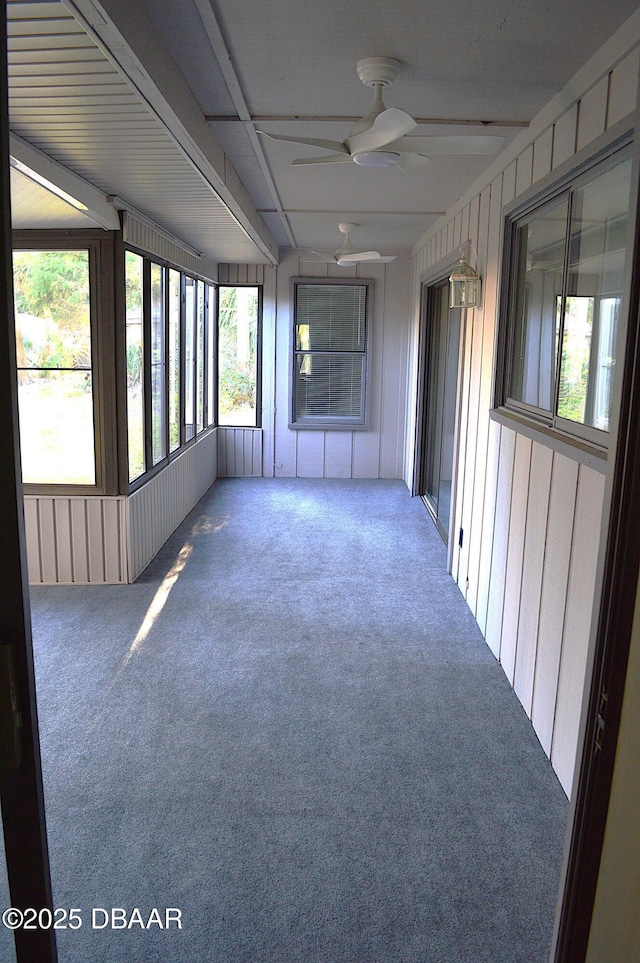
[418,280,461,546]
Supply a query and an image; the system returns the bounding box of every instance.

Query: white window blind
[293,282,370,426]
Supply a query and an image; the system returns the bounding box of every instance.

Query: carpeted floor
[24,478,567,962]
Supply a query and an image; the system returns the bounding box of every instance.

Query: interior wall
[407,13,640,796]
[269,251,411,479]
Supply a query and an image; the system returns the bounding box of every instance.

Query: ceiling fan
[259,57,505,170]
[310,223,396,267]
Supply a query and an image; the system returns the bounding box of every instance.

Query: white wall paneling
[513,443,553,715]
[551,466,606,796]
[216,428,263,478]
[409,21,640,792]
[500,433,533,684]
[484,426,515,659]
[531,454,580,756]
[24,495,128,585]
[128,429,217,580]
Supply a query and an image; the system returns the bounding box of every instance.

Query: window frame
[493,121,634,458]
[123,243,217,493]
[289,277,373,431]
[217,283,262,429]
[12,229,118,496]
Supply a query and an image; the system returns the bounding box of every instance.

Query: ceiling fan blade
[388,134,505,155]
[291,154,353,166]
[309,250,338,261]
[346,108,417,154]
[258,131,349,154]
[337,251,396,264]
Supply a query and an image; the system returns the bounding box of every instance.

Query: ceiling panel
[6,0,640,264]
[6,0,275,262]
[10,167,95,228]
[142,0,639,258]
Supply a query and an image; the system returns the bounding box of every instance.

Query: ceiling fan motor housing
[356,57,401,87]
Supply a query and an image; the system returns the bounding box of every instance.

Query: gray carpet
[25,478,567,962]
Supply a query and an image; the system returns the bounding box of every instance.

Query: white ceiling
[7,0,640,263]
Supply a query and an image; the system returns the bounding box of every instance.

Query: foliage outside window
[501,150,632,446]
[218,285,260,427]
[291,280,370,428]
[14,249,95,485]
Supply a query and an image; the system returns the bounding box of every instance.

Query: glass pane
[196,280,205,433]
[17,370,95,484]
[422,285,460,544]
[206,284,217,427]
[151,262,166,465]
[184,277,196,441]
[592,297,620,430]
[295,283,366,351]
[126,251,145,481]
[509,197,569,411]
[218,286,259,427]
[294,352,364,421]
[168,269,181,452]
[14,249,95,485]
[424,291,446,510]
[437,304,460,538]
[558,157,632,431]
[14,250,91,369]
[558,295,593,424]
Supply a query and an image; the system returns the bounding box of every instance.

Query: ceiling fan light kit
[352,150,401,168]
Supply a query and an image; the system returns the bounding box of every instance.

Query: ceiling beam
[206,115,530,128]
[192,0,297,249]
[258,208,446,216]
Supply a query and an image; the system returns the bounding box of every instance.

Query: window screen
[293,282,370,427]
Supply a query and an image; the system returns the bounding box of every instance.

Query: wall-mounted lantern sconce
[449,247,481,309]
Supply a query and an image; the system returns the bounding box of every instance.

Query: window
[184,275,196,442]
[168,269,181,452]
[150,262,166,466]
[218,285,260,427]
[125,251,145,482]
[125,249,216,487]
[291,280,371,428]
[497,147,632,447]
[206,283,217,428]
[14,248,95,485]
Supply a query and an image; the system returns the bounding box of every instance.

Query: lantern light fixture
[449,244,481,309]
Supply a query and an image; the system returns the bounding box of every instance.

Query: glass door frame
[413,268,464,560]
[0,6,58,961]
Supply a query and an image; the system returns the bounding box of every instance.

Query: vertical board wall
[408,16,640,796]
